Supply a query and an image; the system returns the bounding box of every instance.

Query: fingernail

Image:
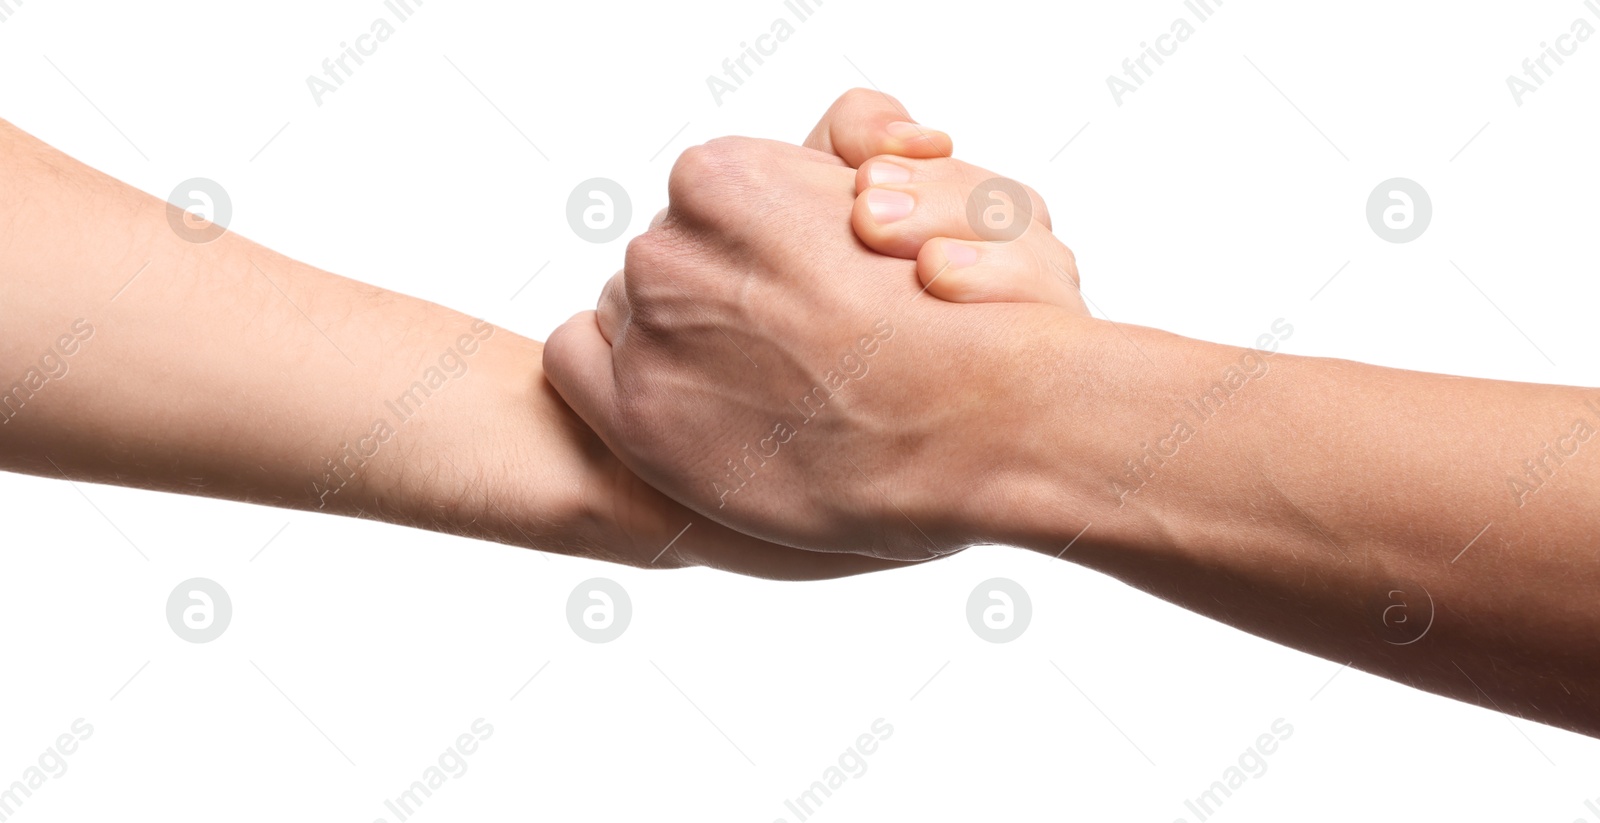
[866,189,914,223]
[867,160,912,186]
[941,240,979,269]
[886,120,936,142]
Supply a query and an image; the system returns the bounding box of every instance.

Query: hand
[800,87,952,166]
[850,153,1085,313]
[0,100,950,584]
[522,91,960,574]
[544,136,1091,560]
[507,350,912,579]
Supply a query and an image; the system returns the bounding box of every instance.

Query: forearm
[0,118,573,542]
[999,316,1600,735]
[0,119,912,581]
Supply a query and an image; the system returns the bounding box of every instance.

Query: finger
[915,233,1085,313]
[802,88,952,168]
[852,176,1047,260]
[542,311,620,439]
[856,156,1052,229]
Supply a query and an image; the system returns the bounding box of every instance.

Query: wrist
[335,319,587,548]
[960,314,1220,560]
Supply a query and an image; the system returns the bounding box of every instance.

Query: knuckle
[667,138,756,221]
[1042,239,1080,288]
[700,134,751,154]
[667,143,718,194]
[838,87,879,111]
[598,273,626,311]
[667,138,780,235]
[622,234,676,308]
[543,314,578,352]
[1025,185,1053,229]
[620,229,708,330]
[622,230,673,286]
[676,136,750,175]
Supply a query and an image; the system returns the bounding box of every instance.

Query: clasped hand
[546,90,1090,563]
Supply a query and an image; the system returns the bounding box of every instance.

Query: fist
[544,137,1065,560]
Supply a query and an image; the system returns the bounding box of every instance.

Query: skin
[7,81,1597,737]
[0,92,945,581]
[546,132,1600,737]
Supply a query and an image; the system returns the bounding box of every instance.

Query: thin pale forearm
[0,119,909,580]
[0,118,574,541]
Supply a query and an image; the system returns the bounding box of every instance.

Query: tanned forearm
[997,317,1600,736]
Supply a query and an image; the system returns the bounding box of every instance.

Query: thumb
[542,311,619,439]
[803,88,952,168]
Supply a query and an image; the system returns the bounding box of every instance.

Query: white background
[3,0,1600,820]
